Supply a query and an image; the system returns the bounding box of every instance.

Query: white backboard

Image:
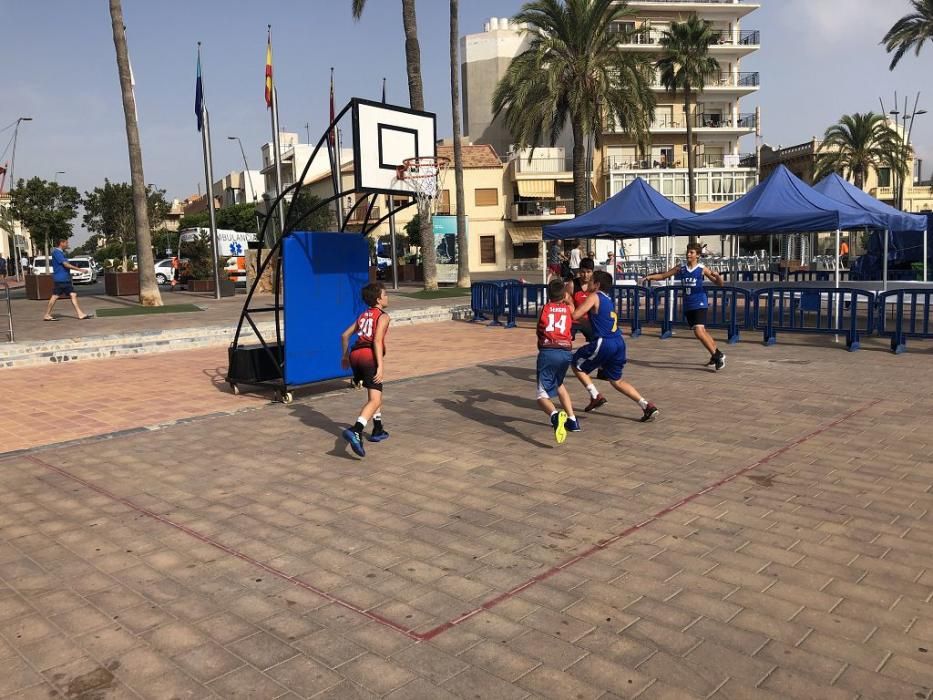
[351,98,436,195]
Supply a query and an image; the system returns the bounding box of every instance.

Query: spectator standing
[43,238,92,321]
[569,241,583,274]
[547,241,562,278]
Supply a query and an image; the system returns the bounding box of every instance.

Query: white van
[30,256,53,275]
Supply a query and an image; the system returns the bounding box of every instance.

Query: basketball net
[396,156,450,219]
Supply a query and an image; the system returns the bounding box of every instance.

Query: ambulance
[178,228,257,285]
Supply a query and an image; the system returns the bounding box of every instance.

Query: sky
[2,0,932,244]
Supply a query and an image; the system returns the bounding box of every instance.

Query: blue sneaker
[368,429,390,443]
[342,428,366,457]
[566,417,581,432]
[554,410,568,444]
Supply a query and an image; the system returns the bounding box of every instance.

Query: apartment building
[460,3,761,267]
[759,132,933,213]
[599,0,761,218]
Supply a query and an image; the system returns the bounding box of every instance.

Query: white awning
[508,224,543,245]
[517,180,556,198]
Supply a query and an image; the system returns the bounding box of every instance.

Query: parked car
[154,258,175,285]
[67,256,98,284]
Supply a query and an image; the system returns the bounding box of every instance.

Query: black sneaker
[706,355,717,366]
[640,403,659,422]
[714,353,726,371]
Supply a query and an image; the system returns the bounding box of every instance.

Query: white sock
[373,412,382,421]
[356,416,368,428]
[585,384,599,399]
[550,410,558,418]
[568,415,576,421]
[638,399,648,409]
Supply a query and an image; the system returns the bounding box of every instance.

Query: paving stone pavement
[2,326,933,698]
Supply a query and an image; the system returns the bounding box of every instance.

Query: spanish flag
[264,30,273,109]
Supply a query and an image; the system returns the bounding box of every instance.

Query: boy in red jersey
[340,282,390,457]
[536,278,581,444]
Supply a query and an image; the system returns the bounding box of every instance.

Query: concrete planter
[25,274,54,300]
[189,278,236,297]
[104,271,140,297]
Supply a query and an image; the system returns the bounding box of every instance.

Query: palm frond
[882,0,933,69]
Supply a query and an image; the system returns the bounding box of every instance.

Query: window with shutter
[480,236,496,264]
[474,188,498,207]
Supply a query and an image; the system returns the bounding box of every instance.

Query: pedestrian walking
[43,238,92,321]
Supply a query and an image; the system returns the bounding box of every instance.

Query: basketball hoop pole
[387,195,399,290]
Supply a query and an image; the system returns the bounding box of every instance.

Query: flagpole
[267,26,286,237]
[197,43,221,300]
[330,68,344,228]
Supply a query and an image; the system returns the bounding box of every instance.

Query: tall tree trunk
[109,0,161,306]
[401,0,436,289]
[450,0,469,287]
[572,119,587,218]
[684,86,697,244]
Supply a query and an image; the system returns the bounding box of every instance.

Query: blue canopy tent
[670,164,887,290]
[813,172,928,288]
[543,177,696,239]
[542,178,696,283]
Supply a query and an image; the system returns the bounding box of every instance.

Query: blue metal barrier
[651,285,751,344]
[720,270,784,283]
[876,288,933,353]
[754,287,874,351]
[606,285,647,337]
[470,282,506,326]
[504,283,548,328]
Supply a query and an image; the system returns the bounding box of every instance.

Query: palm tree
[352,0,438,290]
[882,0,933,70]
[656,15,720,215]
[814,113,902,190]
[450,0,469,287]
[108,0,161,306]
[493,0,655,218]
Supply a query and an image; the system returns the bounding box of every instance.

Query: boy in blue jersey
[571,270,658,422]
[642,243,725,370]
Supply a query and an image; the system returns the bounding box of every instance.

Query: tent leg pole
[883,229,888,293]
[834,229,841,343]
[924,228,928,283]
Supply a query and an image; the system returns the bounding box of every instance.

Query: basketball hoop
[395,156,450,218]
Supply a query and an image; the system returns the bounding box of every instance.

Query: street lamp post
[8,116,33,280]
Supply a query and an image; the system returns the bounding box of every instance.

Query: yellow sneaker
[554,410,568,444]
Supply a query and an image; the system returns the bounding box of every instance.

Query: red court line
[24,398,879,643]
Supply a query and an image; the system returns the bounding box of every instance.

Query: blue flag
[195,53,203,132]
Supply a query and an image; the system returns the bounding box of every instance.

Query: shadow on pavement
[288,403,358,460]
[477,363,535,383]
[435,388,552,449]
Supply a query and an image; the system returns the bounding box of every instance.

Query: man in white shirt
[569,241,583,273]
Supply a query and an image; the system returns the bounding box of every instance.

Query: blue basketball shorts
[536,348,572,399]
[573,337,626,381]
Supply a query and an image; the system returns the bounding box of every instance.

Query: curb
[1,303,473,369]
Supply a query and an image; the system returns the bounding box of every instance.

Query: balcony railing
[629,0,753,4]
[511,156,573,173]
[653,72,759,89]
[512,199,575,218]
[620,28,759,46]
[650,113,757,129]
[604,153,756,171]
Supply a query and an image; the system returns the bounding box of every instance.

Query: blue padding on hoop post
[283,232,369,386]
